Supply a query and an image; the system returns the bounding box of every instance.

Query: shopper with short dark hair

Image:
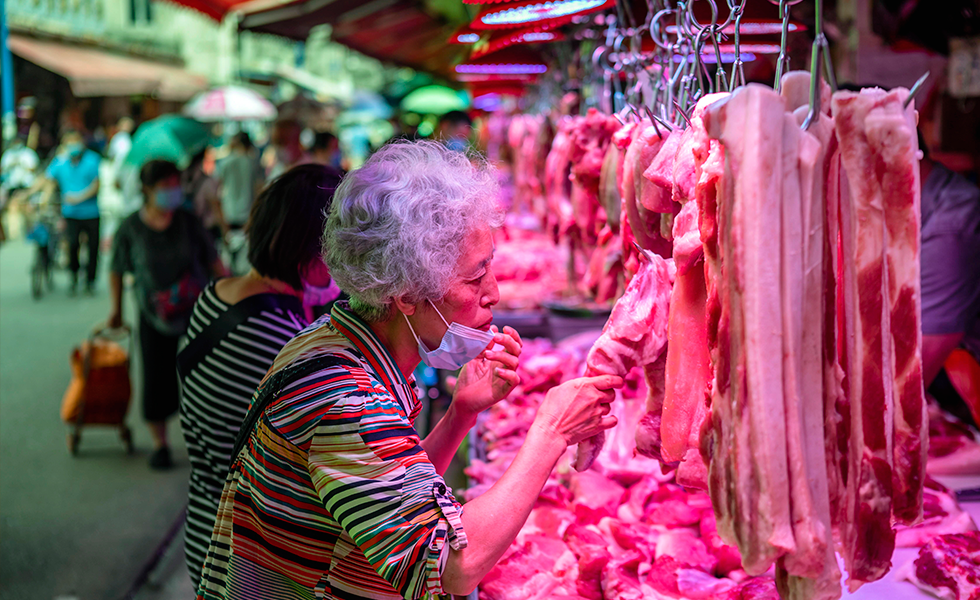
[107,160,225,470]
[179,163,344,586]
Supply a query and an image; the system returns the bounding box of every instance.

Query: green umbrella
[124,115,210,170]
[399,85,470,115]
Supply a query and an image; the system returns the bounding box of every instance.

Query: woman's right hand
[531,375,623,446]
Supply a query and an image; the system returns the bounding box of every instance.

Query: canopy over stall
[7,35,208,100]
[236,0,465,77]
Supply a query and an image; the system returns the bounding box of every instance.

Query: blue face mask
[446,138,467,153]
[154,186,184,211]
[404,301,495,370]
[67,143,84,159]
[303,278,340,308]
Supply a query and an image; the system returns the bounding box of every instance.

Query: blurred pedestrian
[107,117,134,178]
[310,131,344,171]
[0,135,40,243]
[262,119,310,180]
[437,110,473,153]
[21,131,102,294]
[215,133,256,273]
[1,135,40,194]
[178,163,343,586]
[182,150,222,243]
[107,160,225,470]
[16,96,41,151]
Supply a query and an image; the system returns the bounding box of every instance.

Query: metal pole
[1,0,16,147]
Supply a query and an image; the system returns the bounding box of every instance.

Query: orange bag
[61,335,132,425]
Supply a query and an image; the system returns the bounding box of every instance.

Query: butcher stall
[250,0,980,598]
[457,0,980,598]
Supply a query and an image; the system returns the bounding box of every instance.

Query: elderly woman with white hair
[194,140,622,600]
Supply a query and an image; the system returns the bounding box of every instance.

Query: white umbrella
[183,85,277,122]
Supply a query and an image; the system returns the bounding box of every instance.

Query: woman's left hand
[452,325,522,418]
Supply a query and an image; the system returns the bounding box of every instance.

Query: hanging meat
[620,119,672,260]
[660,92,730,492]
[832,86,925,589]
[490,55,928,600]
[576,248,674,471]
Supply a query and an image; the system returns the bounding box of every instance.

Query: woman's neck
[245,269,301,297]
[140,204,174,231]
[366,314,422,382]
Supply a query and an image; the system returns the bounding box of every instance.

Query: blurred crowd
[0,102,477,472]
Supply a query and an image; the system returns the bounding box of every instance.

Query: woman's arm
[420,403,478,476]
[107,272,124,328]
[421,327,522,475]
[65,177,99,205]
[440,374,622,594]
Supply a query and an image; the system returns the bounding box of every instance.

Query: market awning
[7,35,209,100]
[237,0,465,76]
[274,64,354,102]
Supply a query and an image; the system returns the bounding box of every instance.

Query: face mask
[403,301,495,370]
[67,143,84,158]
[446,138,467,153]
[303,278,340,308]
[154,186,184,211]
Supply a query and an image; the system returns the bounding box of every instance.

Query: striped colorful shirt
[196,302,466,600]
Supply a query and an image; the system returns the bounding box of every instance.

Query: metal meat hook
[801,0,827,130]
[673,101,694,127]
[904,71,930,109]
[728,0,748,88]
[772,0,803,91]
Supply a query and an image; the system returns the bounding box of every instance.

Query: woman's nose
[482,269,500,307]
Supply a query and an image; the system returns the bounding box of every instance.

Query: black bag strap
[177,290,303,379]
[230,354,344,466]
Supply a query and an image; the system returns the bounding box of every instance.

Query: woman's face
[414,226,499,348]
[148,174,183,211]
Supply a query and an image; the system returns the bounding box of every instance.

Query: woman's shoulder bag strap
[177,292,303,380]
[230,354,342,470]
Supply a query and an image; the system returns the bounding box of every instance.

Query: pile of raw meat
[489,73,944,599]
[898,531,980,600]
[467,337,975,600]
[468,335,783,600]
[492,227,571,310]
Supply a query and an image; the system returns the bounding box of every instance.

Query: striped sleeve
[306,376,465,599]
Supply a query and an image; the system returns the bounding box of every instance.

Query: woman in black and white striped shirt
[178,164,343,586]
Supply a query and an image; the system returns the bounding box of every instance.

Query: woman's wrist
[444,401,479,431]
[527,421,569,457]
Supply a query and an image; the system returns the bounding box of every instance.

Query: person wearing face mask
[177,164,343,587]
[107,160,226,470]
[194,141,622,600]
[29,130,103,294]
[437,110,473,153]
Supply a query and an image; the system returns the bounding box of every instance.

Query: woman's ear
[392,296,417,316]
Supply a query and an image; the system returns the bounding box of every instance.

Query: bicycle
[22,198,62,300]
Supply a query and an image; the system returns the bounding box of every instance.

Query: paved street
[0,239,193,600]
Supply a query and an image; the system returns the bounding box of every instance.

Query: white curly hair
[323,140,503,322]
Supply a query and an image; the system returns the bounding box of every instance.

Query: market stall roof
[7,35,208,100]
[236,0,464,76]
[469,22,566,59]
